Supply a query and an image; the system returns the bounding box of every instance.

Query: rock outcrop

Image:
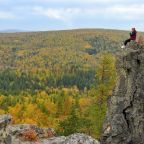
[9,124,56,143]
[102,47,144,144]
[0,115,12,144]
[41,133,100,144]
[0,115,100,144]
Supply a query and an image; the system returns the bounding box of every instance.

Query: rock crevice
[102,48,144,144]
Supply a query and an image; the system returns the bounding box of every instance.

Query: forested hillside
[0,29,131,138]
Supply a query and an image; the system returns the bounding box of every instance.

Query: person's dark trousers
[124,38,131,46]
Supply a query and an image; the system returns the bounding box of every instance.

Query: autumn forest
[0,29,130,138]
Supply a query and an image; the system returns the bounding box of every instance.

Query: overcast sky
[0,0,144,31]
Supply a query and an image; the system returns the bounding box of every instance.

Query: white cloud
[104,4,144,20]
[0,11,16,19]
[108,4,144,14]
[32,4,144,21]
[33,7,81,21]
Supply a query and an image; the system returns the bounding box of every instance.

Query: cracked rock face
[102,48,144,144]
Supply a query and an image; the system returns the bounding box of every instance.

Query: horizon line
[0,27,133,34]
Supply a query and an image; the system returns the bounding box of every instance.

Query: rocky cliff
[102,46,144,144]
[0,115,100,144]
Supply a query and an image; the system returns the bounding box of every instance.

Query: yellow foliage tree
[95,52,117,103]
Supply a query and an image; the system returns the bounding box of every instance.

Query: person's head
[132,28,136,31]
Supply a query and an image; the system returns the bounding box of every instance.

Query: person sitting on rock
[121,28,137,48]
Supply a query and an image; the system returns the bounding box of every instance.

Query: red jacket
[130,31,137,40]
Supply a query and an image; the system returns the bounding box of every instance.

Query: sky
[0,0,144,31]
